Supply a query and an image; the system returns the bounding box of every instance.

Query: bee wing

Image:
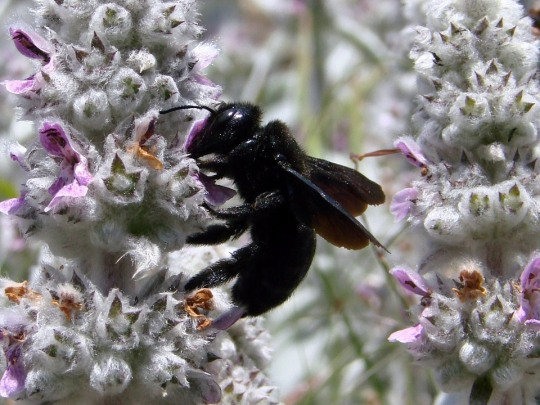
[277,160,386,251]
[306,156,385,216]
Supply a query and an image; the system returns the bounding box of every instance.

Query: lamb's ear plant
[389,0,540,403]
[0,1,278,404]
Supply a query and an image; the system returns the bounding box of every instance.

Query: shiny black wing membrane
[277,160,386,251]
[306,156,385,215]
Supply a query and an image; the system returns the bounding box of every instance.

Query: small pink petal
[0,196,26,215]
[191,44,219,71]
[9,144,29,171]
[41,59,55,75]
[39,122,93,206]
[39,123,68,157]
[39,122,74,158]
[48,173,68,196]
[196,173,236,206]
[73,158,93,186]
[394,136,429,168]
[390,187,418,221]
[388,324,423,344]
[0,365,25,398]
[390,267,431,297]
[516,256,540,324]
[45,181,89,212]
[520,257,540,291]
[184,118,209,152]
[0,346,25,398]
[1,78,38,95]
[9,26,51,63]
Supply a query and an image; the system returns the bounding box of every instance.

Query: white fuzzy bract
[0,1,278,404]
[390,0,540,403]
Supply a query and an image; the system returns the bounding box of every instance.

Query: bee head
[160,103,262,159]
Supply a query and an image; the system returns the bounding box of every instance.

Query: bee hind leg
[187,220,248,245]
[184,256,241,292]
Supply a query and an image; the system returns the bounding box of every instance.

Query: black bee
[160,102,386,329]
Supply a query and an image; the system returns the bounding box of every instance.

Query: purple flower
[190,44,218,72]
[390,267,432,297]
[9,26,51,64]
[39,123,93,211]
[2,27,55,98]
[394,137,430,168]
[188,44,221,99]
[390,187,418,221]
[183,118,209,153]
[0,343,26,398]
[195,172,236,206]
[2,76,40,97]
[2,68,54,98]
[515,256,540,329]
[1,67,53,98]
[0,325,28,399]
[9,144,29,172]
[0,194,27,216]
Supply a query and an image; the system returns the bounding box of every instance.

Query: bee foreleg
[187,220,248,244]
[205,191,285,220]
[197,155,230,178]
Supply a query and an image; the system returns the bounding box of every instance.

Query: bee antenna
[159,105,216,115]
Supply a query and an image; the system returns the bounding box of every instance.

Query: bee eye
[213,108,238,129]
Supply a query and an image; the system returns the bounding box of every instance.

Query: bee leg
[187,221,248,244]
[197,156,231,178]
[203,203,255,220]
[205,191,285,220]
[184,242,258,294]
[184,256,241,291]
